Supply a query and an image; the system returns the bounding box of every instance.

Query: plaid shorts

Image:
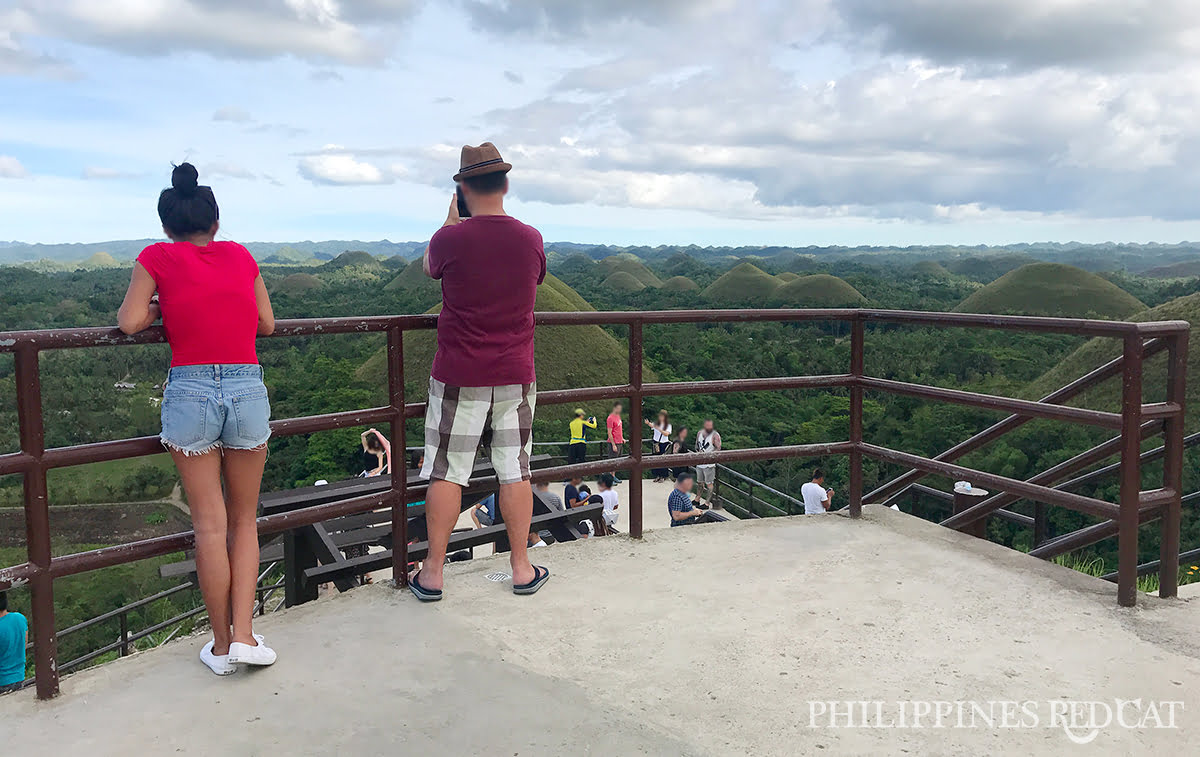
[420,378,536,486]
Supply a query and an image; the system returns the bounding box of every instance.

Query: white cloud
[1,0,418,64]
[297,149,404,185]
[0,29,79,79]
[836,0,1200,69]
[0,156,29,178]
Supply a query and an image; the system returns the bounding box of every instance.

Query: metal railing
[11,562,285,691]
[0,308,1188,699]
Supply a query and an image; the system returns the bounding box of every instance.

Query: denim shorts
[160,364,271,455]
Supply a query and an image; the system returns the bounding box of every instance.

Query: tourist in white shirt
[800,469,833,514]
[695,419,721,505]
[646,410,673,482]
[595,473,620,529]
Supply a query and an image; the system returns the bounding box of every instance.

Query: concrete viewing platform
[4,507,1199,755]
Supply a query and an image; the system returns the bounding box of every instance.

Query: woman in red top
[118,164,278,676]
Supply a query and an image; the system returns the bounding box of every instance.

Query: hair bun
[171,163,199,196]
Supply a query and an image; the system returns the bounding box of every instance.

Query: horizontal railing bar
[4,310,1187,354]
[0,560,35,585]
[858,309,1163,336]
[0,452,34,476]
[643,375,854,397]
[533,309,860,325]
[908,483,954,502]
[1141,403,1183,420]
[859,443,1120,519]
[1134,320,1192,336]
[1138,488,1178,511]
[538,384,636,405]
[859,377,1124,429]
[1099,546,1200,581]
[36,407,401,470]
[0,316,439,351]
[269,407,396,437]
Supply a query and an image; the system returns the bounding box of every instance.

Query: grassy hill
[1027,292,1200,423]
[661,275,700,292]
[771,274,868,307]
[384,259,439,295]
[542,273,595,311]
[357,278,648,424]
[775,272,800,283]
[703,262,782,303]
[271,273,325,295]
[599,255,662,287]
[81,252,120,269]
[602,271,647,292]
[912,261,951,278]
[954,263,1145,319]
[325,250,384,271]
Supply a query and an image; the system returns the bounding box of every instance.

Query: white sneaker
[228,637,277,666]
[200,640,236,676]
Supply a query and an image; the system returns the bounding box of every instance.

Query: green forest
[4,241,1200,677]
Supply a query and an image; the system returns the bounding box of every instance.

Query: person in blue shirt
[470,493,499,528]
[0,591,28,693]
[667,472,705,527]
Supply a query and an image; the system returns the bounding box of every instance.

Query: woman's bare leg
[171,449,232,654]
[221,447,268,646]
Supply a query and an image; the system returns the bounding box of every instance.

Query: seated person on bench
[668,472,705,527]
[470,493,498,528]
[564,476,589,509]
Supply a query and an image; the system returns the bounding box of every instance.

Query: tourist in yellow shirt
[567,408,597,466]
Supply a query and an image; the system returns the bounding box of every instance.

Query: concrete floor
[4,506,1199,756]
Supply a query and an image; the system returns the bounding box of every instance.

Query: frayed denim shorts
[160,364,271,455]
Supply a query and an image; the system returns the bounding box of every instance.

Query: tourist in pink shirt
[606,402,625,481]
[118,164,277,676]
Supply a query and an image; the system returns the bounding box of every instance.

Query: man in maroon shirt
[412,143,550,600]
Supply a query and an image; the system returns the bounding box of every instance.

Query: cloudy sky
[3,0,1200,246]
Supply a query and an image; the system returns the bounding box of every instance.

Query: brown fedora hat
[453,142,512,182]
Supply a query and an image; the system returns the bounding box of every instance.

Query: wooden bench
[304,501,606,585]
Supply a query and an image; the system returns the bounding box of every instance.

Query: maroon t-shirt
[427,215,546,387]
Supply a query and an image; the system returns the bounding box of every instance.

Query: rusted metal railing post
[118,613,129,657]
[952,486,988,539]
[1159,330,1188,598]
[629,320,644,538]
[15,345,58,699]
[1117,334,1144,607]
[387,325,409,586]
[1033,503,1048,547]
[848,314,864,518]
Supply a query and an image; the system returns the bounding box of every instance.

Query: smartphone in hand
[456,185,471,218]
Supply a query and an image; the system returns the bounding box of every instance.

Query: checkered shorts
[420,378,536,486]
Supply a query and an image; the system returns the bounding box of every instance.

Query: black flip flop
[513,565,550,596]
[408,570,443,602]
